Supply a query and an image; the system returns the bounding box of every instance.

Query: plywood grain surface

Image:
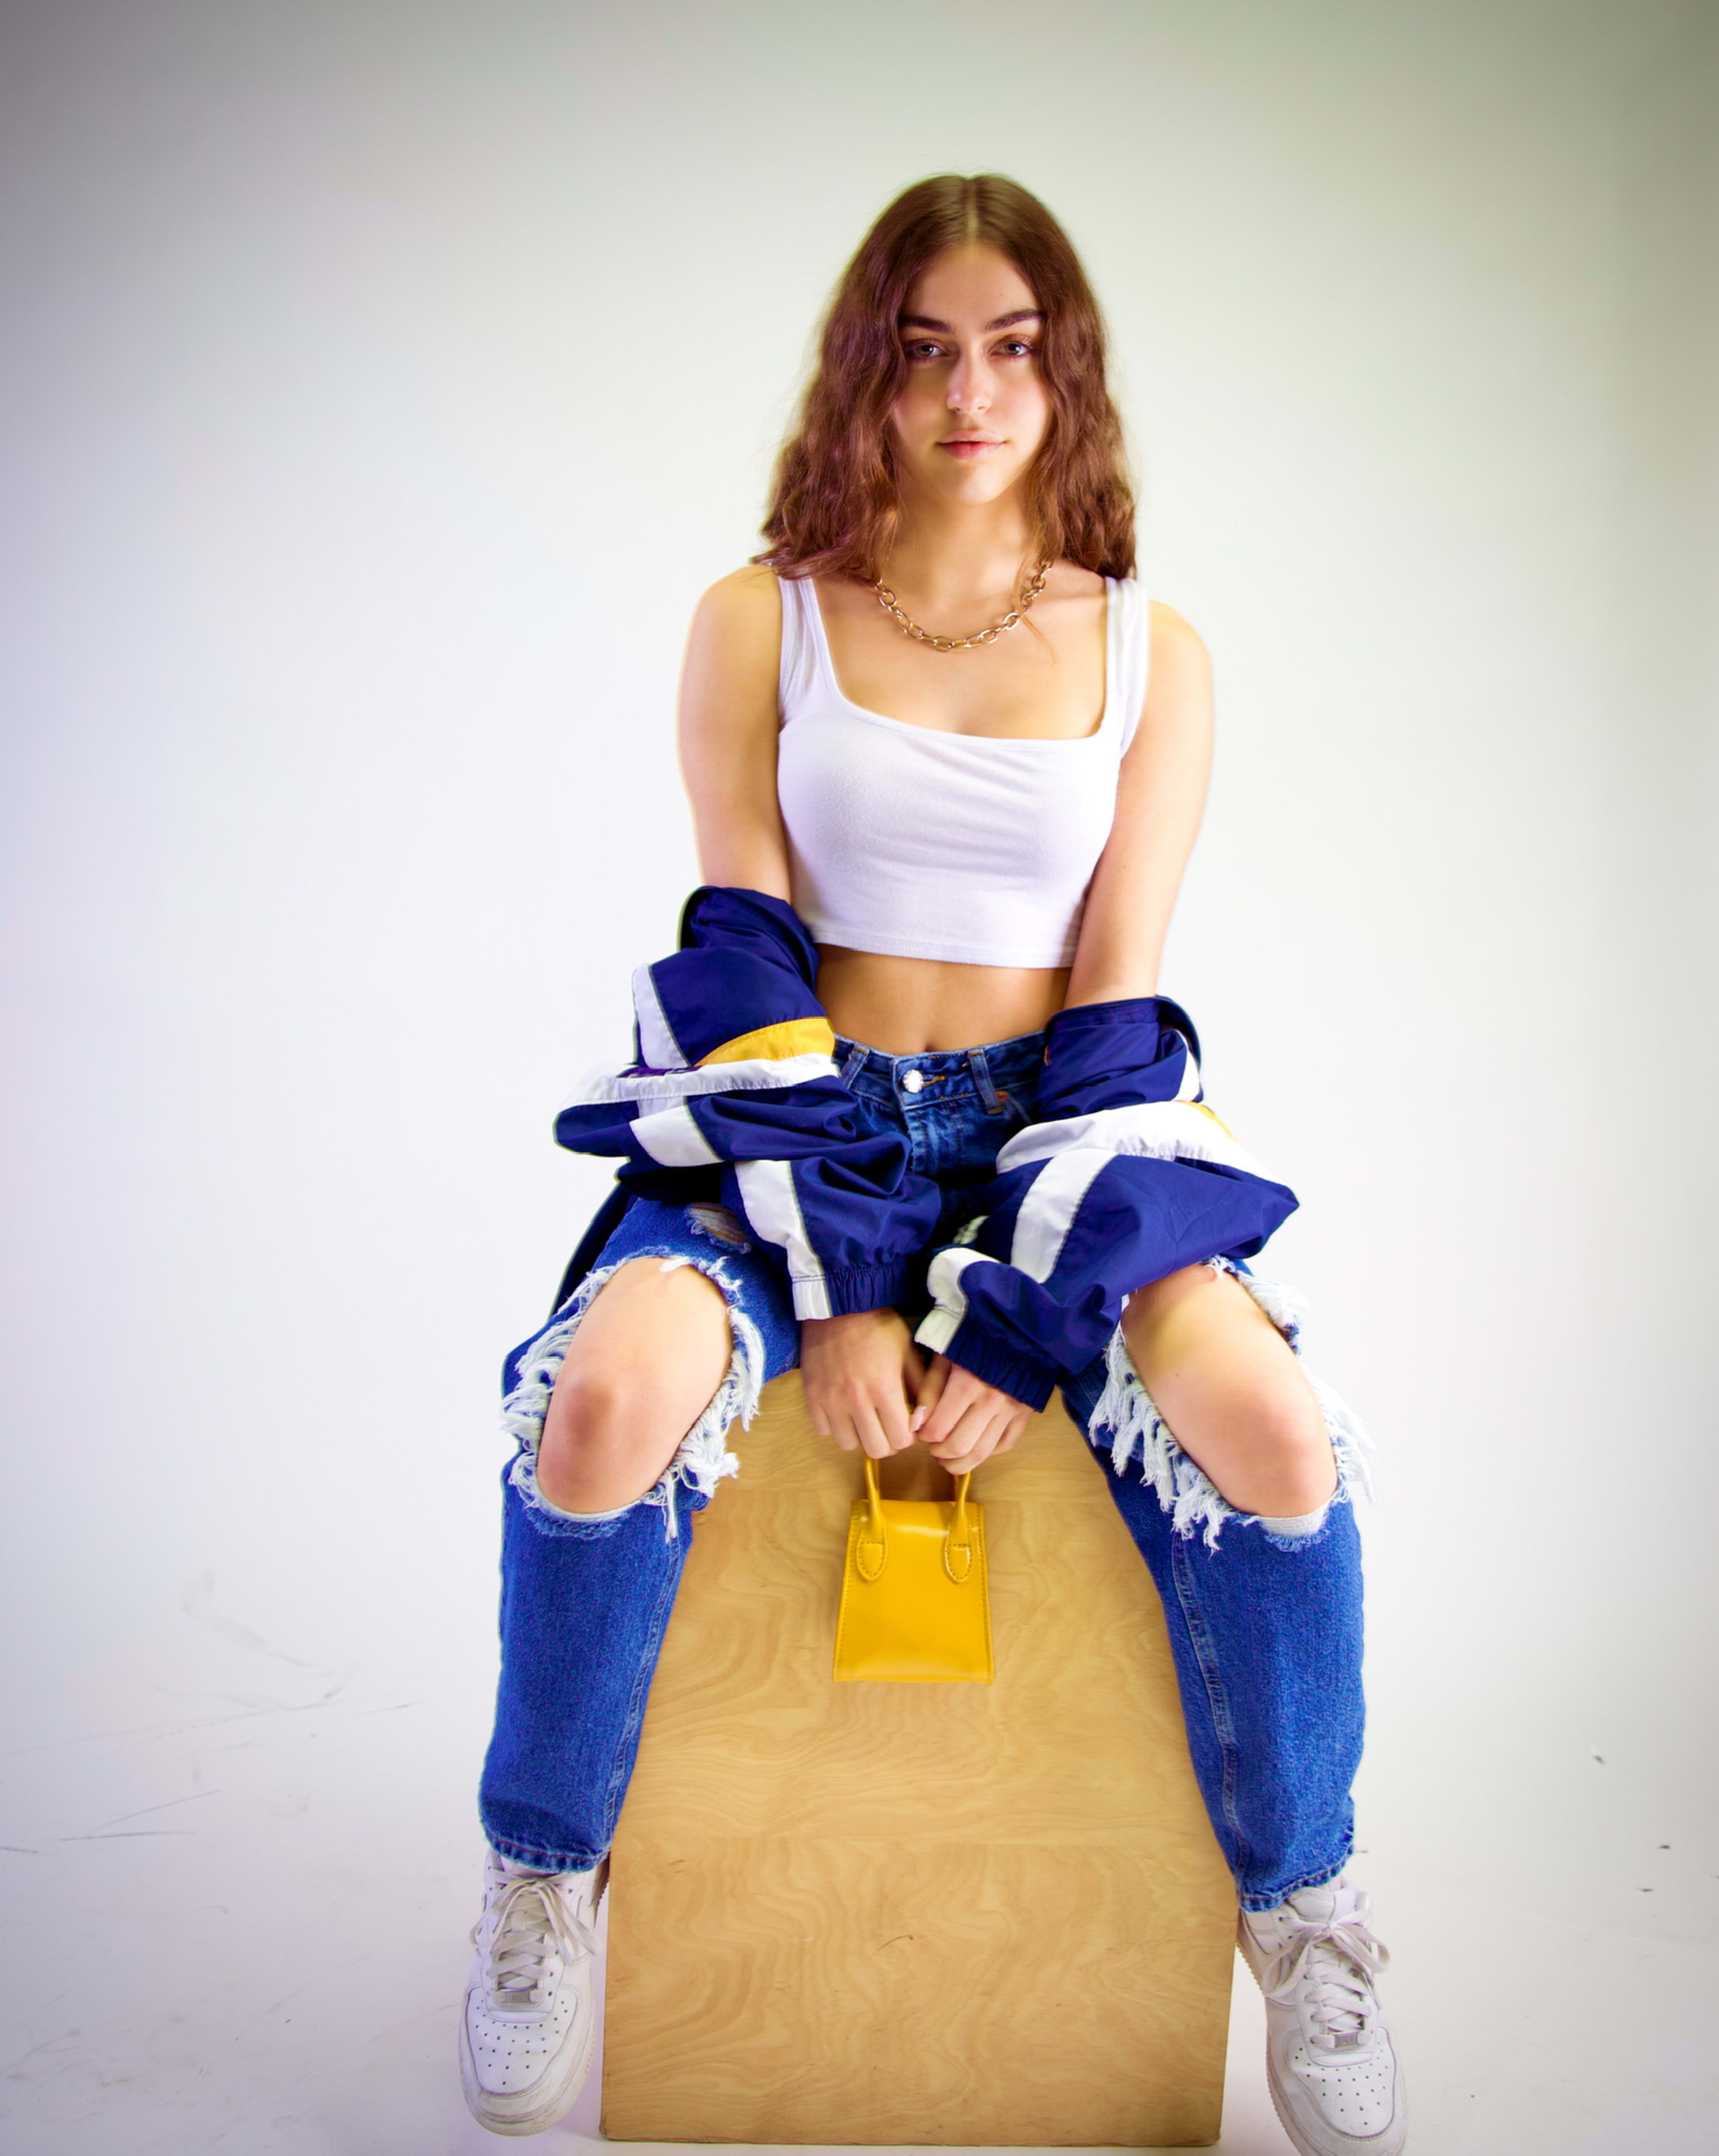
[602,1374,1234,2146]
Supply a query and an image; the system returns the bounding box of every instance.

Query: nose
[947,346,992,418]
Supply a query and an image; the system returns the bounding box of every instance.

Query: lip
[939,437,1003,457]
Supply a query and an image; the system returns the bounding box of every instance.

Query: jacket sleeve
[551,885,945,1319]
[910,996,1300,1409]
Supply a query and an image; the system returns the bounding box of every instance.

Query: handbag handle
[856,1454,976,1586]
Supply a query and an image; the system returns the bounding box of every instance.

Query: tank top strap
[1113,576,1151,753]
[775,571,821,725]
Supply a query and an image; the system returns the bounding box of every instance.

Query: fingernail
[911,1408,926,1432]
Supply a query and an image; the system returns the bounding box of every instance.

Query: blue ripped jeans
[479,1030,1369,1912]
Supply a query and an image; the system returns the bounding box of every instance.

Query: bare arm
[676,564,921,1453]
[912,603,1214,1468]
[676,564,793,896]
[1063,600,1214,1007]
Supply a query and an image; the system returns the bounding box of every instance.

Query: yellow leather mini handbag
[832,1455,993,1683]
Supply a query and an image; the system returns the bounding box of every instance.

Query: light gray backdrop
[2,3,1714,2152]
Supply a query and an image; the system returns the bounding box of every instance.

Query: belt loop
[837,1041,869,1087]
[967,1046,1005,1113]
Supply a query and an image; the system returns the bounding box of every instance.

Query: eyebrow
[898,309,1043,333]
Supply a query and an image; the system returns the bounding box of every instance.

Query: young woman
[461,175,1406,2156]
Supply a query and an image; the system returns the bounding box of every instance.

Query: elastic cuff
[795,1260,912,1320]
[924,1316,1058,1411]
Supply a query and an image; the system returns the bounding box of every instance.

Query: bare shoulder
[1146,598,1211,675]
[1143,600,1213,722]
[700,559,782,607]
[678,566,792,890]
[1117,598,1213,767]
[680,565,783,743]
[690,562,782,655]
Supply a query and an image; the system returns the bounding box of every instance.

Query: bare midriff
[814,945,1070,1057]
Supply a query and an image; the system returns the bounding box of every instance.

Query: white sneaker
[1237,1877,1407,2156]
[459,1849,606,2137]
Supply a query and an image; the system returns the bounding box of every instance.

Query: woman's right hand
[800,1308,926,1458]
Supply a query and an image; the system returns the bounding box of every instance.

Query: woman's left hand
[910,1354,1033,1472]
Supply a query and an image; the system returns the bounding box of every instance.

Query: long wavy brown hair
[752,174,1135,585]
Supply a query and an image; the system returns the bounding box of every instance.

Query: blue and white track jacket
[552,885,1298,1410]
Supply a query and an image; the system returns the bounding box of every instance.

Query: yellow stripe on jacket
[698,1018,838,1068]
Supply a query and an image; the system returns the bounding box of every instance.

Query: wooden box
[602,1374,1234,2146]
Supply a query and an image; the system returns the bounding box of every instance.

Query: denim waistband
[832,1026,1046,1110]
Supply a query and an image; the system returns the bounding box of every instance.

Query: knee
[1171,1363,1332,1522]
[535,1360,681,1510]
[1124,1267,1338,1519]
[1225,1380,1338,1519]
[531,1262,733,1514]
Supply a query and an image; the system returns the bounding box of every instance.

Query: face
[888,242,1051,509]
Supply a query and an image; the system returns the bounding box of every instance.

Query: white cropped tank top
[775,572,1150,967]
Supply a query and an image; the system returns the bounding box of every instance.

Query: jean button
[901,1069,924,1093]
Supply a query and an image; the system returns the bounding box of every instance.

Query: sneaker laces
[471,1866,602,2015]
[1257,1890,1390,2054]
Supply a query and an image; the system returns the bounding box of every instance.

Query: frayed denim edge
[499,1248,766,1542]
[1089,1255,1376,1551]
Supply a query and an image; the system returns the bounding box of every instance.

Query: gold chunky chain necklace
[871,555,1052,652]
